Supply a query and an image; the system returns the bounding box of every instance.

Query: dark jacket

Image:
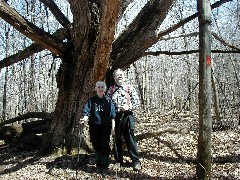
[82,95,115,124]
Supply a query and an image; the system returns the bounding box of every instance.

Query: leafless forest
[0,0,239,179]
[0,0,239,123]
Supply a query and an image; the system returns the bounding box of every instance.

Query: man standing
[107,69,141,171]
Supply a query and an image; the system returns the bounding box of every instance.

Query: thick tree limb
[135,127,191,158]
[0,112,53,127]
[111,0,233,69]
[92,0,121,81]
[0,0,66,56]
[0,28,68,69]
[111,0,175,69]
[0,43,44,69]
[39,0,71,28]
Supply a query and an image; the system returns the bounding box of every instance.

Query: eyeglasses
[97,86,105,88]
[114,73,123,77]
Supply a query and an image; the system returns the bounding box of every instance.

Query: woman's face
[95,82,106,96]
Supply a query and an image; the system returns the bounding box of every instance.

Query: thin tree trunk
[211,68,221,127]
[2,24,10,121]
[196,0,212,179]
[143,57,147,111]
[3,68,8,121]
[145,57,150,113]
[133,63,144,108]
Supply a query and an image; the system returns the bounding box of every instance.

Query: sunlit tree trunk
[196,0,212,179]
[41,0,121,155]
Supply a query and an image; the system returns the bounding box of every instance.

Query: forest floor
[0,111,239,180]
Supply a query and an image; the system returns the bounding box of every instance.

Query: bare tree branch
[0,28,67,69]
[212,32,240,51]
[161,32,199,40]
[135,127,190,141]
[0,43,43,68]
[39,0,71,28]
[161,31,240,52]
[0,0,66,56]
[157,0,233,40]
[0,112,53,127]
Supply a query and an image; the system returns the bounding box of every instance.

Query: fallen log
[0,119,51,143]
[0,112,53,127]
[135,127,190,141]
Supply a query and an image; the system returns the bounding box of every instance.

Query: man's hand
[111,126,115,136]
[111,119,115,136]
[121,104,129,111]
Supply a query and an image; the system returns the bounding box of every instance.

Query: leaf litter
[0,112,239,179]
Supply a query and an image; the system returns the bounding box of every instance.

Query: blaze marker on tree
[206,55,211,65]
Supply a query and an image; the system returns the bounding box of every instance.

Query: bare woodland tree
[197,0,212,179]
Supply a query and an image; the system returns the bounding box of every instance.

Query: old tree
[0,0,234,159]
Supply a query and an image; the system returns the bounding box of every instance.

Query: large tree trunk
[40,0,120,155]
[211,68,221,127]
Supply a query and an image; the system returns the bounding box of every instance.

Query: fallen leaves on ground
[0,111,239,179]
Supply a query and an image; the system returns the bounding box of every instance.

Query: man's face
[114,71,125,85]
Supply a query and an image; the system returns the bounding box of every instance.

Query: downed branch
[0,112,53,127]
[135,127,190,141]
[135,127,190,158]
[157,138,182,158]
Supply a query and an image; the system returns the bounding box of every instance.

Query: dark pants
[114,112,140,164]
[89,123,111,167]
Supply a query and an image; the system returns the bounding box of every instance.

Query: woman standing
[80,81,115,173]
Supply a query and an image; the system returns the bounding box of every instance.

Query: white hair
[95,81,107,91]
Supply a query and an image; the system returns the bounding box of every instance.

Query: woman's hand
[80,116,88,124]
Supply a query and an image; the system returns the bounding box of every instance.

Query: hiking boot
[133,162,141,171]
